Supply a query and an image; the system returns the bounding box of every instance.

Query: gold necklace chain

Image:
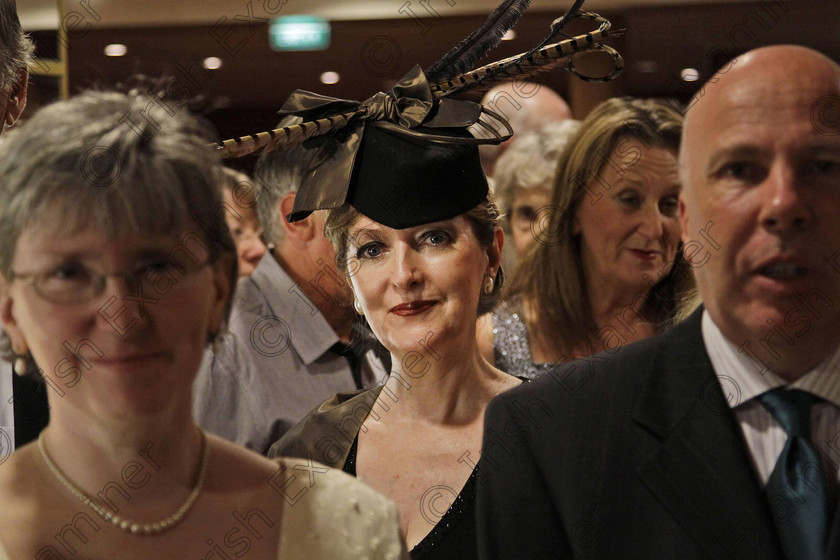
[38,431,208,536]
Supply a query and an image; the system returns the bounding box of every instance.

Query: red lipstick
[390,300,437,316]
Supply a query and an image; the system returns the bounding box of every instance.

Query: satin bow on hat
[279,65,512,223]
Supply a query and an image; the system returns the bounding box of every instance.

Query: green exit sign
[269,16,330,51]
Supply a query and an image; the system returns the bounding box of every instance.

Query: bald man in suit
[478,45,840,559]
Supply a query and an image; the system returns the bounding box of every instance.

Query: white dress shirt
[703,311,840,485]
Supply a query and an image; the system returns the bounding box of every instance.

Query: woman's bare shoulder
[0,443,43,503]
[0,445,59,555]
[206,434,280,477]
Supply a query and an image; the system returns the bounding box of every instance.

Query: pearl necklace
[38,431,208,536]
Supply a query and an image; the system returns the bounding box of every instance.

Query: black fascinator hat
[343,125,488,229]
[215,0,624,229]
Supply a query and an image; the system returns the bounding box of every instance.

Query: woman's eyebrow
[33,248,100,260]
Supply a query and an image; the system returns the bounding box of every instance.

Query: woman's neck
[588,280,656,343]
[40,403,204,515]
[524,279,656,363]
[383,344,512,425]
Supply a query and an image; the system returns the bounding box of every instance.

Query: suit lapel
[825,494,840,557]
[633,308,783,560]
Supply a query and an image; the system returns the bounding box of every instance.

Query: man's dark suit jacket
[477,307,840,559]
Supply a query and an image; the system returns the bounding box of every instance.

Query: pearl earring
[353,298,364,316]
[483,274,494,295]
[14,355,28,376]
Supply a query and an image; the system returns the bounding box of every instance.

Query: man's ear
[4,68,28,128]
[278,192,318,243]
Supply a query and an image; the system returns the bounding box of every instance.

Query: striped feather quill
[431,11,620,98]
[214,109,362,158]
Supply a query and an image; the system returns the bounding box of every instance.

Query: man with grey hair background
[0,0,28,135]
[193,135,388,455]
[0,0,47,453]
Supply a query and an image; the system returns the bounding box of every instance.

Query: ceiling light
[203,57,223,70]
[680,68,700,82]
[104,44,127,57]
[320,71,340,85]
[502,30,516,41]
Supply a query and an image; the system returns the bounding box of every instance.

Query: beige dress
[0,458,408,560]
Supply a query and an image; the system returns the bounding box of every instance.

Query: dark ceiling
[26,0,840,151]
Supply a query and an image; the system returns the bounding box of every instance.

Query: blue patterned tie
[757,388,828,560]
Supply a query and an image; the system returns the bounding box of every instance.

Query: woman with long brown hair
[479,97,696,378]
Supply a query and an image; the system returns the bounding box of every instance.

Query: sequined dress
[493,298,556,379]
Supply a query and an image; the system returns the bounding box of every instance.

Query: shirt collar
[246,254,340,364]
[702,310,840,409]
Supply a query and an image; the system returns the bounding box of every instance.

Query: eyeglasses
[10,257,212,305]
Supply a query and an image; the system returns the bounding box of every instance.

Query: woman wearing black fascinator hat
[218,1,625,557]
[275,115,520,558]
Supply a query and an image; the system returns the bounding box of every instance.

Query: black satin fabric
[281,65,510,225]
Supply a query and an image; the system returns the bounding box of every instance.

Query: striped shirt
[703,311,840,486]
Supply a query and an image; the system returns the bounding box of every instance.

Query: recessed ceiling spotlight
[104,44,127,57]
[203,57,223,70]
[680,68,700,82]
[320,71,340,85]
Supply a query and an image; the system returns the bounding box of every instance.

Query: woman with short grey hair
[492,119,581,261]
[0,89,406,559]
